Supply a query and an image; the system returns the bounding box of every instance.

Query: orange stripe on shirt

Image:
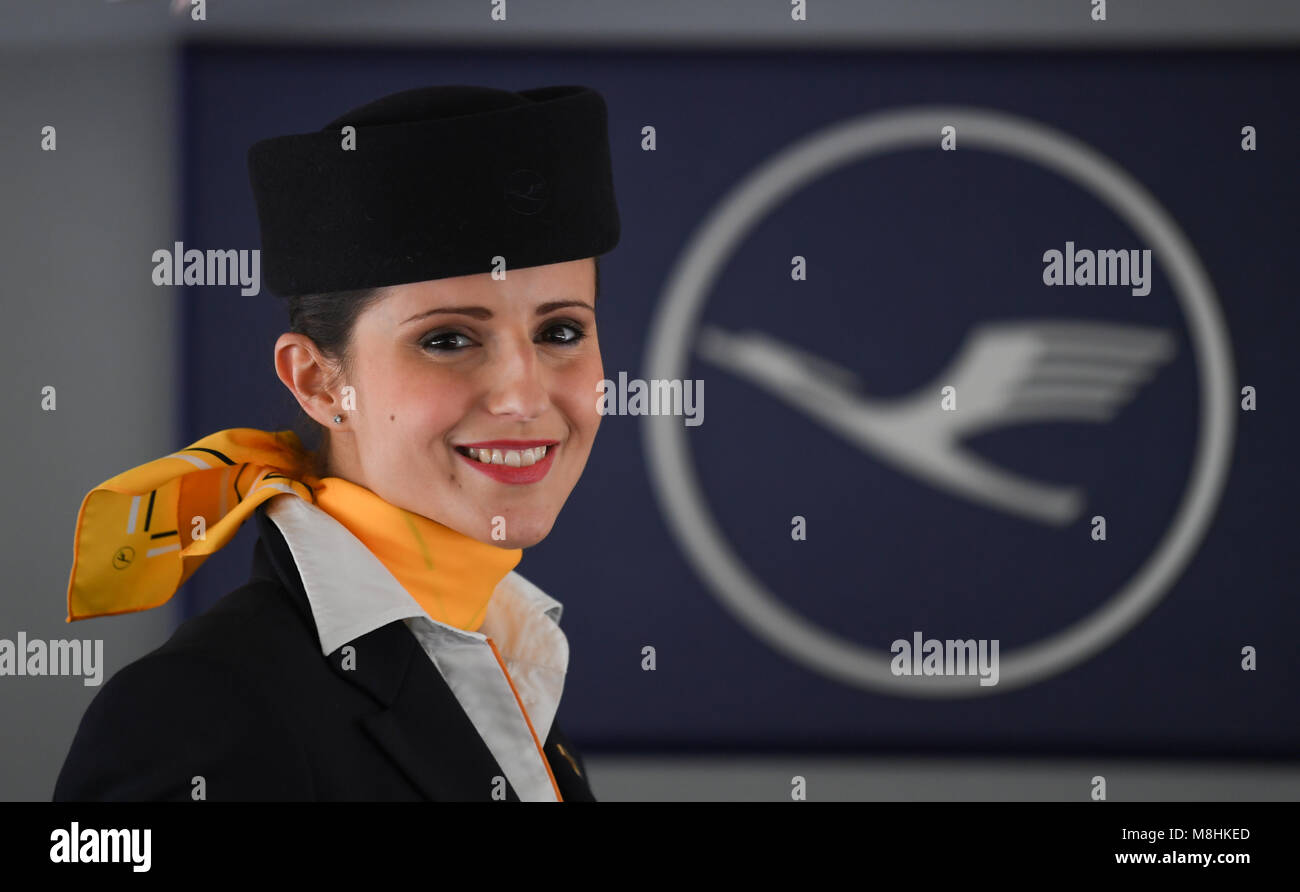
[486,637,564,802]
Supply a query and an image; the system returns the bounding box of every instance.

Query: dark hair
[284,255,602,478]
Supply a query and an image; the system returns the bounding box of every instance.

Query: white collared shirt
[261,492,570,801]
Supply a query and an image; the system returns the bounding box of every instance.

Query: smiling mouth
[452,440,560,484]
[454,444,551,467]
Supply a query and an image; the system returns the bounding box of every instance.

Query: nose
[483,332,550,422]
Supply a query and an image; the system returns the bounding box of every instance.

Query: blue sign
[181,46,1300,756]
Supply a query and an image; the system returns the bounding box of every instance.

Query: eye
[420,330,474,352]
[539,320,587,346]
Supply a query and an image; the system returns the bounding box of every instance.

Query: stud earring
[333,414,343,424]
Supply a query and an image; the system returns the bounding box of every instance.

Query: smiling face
[276,258,602,548]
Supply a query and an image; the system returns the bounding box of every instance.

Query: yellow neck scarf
[66,428,523,630]
[312,475,521,631]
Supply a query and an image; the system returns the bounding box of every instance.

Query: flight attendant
[53,84,620,801]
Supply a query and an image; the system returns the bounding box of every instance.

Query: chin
[492,513,556,549]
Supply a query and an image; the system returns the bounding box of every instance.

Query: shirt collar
[261,493,565,665]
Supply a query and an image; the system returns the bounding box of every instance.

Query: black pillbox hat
[247,84,620,297]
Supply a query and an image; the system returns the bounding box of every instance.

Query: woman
[53,84,619,801]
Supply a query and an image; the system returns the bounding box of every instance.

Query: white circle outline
[642,106,1236,697]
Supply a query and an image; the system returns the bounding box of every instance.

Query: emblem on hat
[505,168,549,216]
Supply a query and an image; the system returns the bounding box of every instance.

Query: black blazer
[53,505,595,802]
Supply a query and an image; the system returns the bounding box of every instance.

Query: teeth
[462,445,549,466]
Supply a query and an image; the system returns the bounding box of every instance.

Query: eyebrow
[401,300,594,325]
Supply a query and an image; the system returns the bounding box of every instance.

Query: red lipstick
[454,441,558,484]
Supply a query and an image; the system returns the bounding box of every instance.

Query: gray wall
[0,46,178,800]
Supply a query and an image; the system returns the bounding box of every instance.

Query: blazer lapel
[346,623,522,802]
[251,506,520,801]
[542,721,597,802]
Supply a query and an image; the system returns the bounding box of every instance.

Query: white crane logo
[696,320,1176,526]
[642,107,1236,697]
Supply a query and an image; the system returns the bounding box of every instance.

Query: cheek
[556,355,605,438]
[382,365,474,444]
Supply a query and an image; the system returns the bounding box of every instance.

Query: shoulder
[112,570,329,704]
[159,572,323,675]
[53,577,320,801]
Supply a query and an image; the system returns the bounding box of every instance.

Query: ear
[274,333,343,427]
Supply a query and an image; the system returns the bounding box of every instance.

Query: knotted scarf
[65,428,522,630]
